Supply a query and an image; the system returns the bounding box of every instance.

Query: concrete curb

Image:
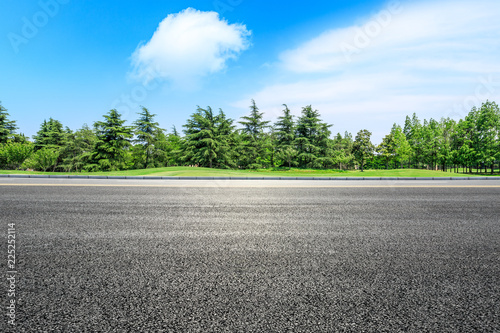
[2,174,500,180]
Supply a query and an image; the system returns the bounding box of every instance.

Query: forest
[0,99,499,174]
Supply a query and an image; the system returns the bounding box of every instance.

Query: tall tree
[331,132,354,170]
[0,102,17,144]
[274,104,295,149]
[421,119,442,170]
[238,99,270,168]
[93,109,133,170]
[133,107,163,168]
[437,118,456,172]
[32,118,66,150]
[165,129,183,167]
[59,124,98,172]
[213,109,237,169]
[376,132,395,169]
[183,106,236,168]
[353,129,374,172]
[404,113,423,168]
[294,105,332,168]
[391,124,412,168]
[476,101,500,173]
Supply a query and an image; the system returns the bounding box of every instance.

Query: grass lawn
[0,167,498,177]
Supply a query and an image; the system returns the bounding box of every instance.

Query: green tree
[165,130,184,166]
[133,107,163,168]
[59,124,98,172]
[278,146,297,170]
[274,104,295,147]
[33,118,66,150]
[331,132,355,170]
[23,148,59,171]
[476,101,500,173]
[294,105,332,168]
[213,109,237,169]
[404,113,423,168]
[93,109,133,171]
[0,142,33,169]
[238,99,270,168]
[421,119,442,170]
[273,105,296,168]
[376,132,394,169]
[392,125,411,168]
[353,129,374,172]
[437,118,456,172]
[0,102,18,144]
[183,106,236,168]
[455,115,477,173]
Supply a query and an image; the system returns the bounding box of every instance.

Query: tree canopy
[0,99,499,174]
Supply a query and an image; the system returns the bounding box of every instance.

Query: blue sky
[1,0,499,143]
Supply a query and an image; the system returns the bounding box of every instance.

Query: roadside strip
[1,184,500,188]
[1,175,500,181]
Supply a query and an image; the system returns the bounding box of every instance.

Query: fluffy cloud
[235,0,500,142]
[279,0,500,74]
[131,8,250,87]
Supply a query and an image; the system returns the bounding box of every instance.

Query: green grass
[0,167,498,177]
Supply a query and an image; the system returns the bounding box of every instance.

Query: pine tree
[133,107,163,168]
[437,118,456,172]
[353,129,374,172]
[274,104,295,149]
[294,105,332,168]
[391,124,412,168]
[476,101,500,173]
[377,132,394,169]
[182,107,236,168]
[33,118,66,150]
[331,132,354,170]
[421,119,442,170]
[59,124,97,172]
[93,109,133,170]
[213,109,237,169]
[238,99,270,168]
[0,102,17,144]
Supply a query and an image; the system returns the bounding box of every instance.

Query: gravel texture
[1,184,499,332]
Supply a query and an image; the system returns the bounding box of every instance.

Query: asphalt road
[1,180,499,332]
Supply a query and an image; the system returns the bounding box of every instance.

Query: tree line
[0,99,499,173]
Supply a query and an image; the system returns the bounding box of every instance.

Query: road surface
[1,179,499,332]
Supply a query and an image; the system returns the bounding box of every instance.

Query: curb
[1,174,500,180]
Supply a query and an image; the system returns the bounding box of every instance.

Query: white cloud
[235,0,500,143]
[280,0,500,74]
[131,8,250,88]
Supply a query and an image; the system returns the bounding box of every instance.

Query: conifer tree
[0,102,17,144]
[93,109,132,170]
[238,99,270,168]
[274,104,295,149]
[294,105,332,168]
[33,118,66,150]
[133,107,163,168]
[183,106,236,168]
[353,129,374,172]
